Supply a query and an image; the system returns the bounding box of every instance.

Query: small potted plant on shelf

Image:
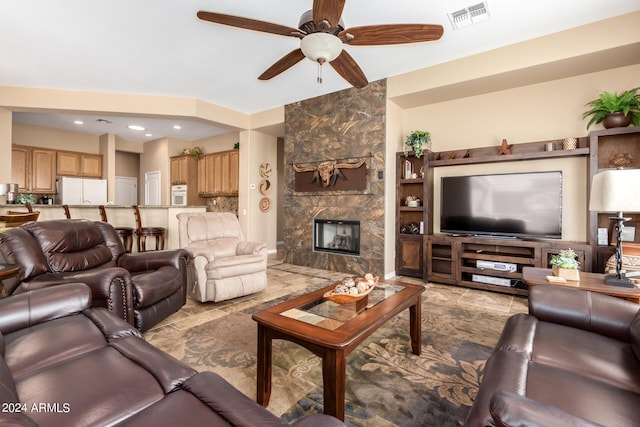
[550,249,580,281]
[582,87,640,129]
[403,130,431,158]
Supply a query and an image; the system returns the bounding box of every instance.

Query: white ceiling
[2,0,639,142]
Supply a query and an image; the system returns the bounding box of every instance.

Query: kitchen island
[0,204,207,251]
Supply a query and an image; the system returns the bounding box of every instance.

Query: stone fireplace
[283,80,386,276]
[314,219,360,256]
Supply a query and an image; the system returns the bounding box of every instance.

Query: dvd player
[476,260,517,272]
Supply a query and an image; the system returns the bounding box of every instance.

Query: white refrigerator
[56,177,107,205]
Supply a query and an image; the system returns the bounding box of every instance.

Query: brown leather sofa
[0,283,344,427]
[464,285,640,427]
[0,219,188,332]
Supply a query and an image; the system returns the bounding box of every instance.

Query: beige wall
[402,64,640,152]
[12,122,101,153]
[140,138,170,205]
[115,151,140,178]
[195,132,240,154]
[238,130,277,250]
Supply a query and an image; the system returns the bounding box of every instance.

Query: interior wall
[283,80,387,276]
[245,131,277,250]
[115,151,140,177]
[0,108,12,203]
[195,132,239,154]
[140,138,170,205]
[384,99,404,277]
[12,122,100,153]
[402,64,640,243]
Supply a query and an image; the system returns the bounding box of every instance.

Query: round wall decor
[259,197,271,212]
[259,179,272,195]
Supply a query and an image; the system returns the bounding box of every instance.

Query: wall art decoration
[294,159,366,192]
[259,197,271,212]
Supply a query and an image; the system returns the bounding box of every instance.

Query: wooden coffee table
[252,279,425,421]
[523,267,640,303]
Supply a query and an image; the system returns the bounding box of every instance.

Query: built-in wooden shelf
[429,138,590,167]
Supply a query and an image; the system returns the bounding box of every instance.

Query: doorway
[145,171,161,205]
[115,176,137,205]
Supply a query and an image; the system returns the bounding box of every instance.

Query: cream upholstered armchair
[177,212,268,302]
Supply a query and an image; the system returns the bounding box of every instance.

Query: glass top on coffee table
[280,283,405,330]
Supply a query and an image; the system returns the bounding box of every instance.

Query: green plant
[550,249,580,270]
[403,130,431,158]
[582,87,640,129]
[15,193,35,205]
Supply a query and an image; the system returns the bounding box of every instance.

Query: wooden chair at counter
[6,202,34,214]
[62,205,71,219]
[0,211,40,228]
[99,205,134,253]
[132,205,165,252]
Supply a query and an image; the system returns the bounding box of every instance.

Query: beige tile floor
[145,252,528,341]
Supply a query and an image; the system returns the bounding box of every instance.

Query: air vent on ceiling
[448,2,490,30]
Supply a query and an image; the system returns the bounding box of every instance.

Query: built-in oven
[171,185,187,206]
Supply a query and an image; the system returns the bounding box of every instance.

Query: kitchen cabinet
[11,145,56,194]
[57,151,102,177]
[171,156,189,185]
[197,149,239,197]
[171,155,205,205]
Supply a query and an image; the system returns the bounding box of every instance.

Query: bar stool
[62,205,71,219]
[99,206,134,253]
[132,205,165,252]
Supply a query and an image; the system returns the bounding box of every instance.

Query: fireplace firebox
[313,219,360,256]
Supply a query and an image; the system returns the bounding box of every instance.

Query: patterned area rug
[148,273,520,427]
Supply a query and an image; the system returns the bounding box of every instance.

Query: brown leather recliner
[464,285,640,427]
[0,219,188,332]
[0,283,345,427]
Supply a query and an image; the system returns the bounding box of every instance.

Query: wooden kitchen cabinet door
[80,154,102,177]
[31,148,56,193]
[11,146,30,191]
[57,151,81,176]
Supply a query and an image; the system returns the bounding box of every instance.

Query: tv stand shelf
[426,234,591,296]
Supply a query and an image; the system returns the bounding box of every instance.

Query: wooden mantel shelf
[429,138,589,167]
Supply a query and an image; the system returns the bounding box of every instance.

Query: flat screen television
[440,171,562,239]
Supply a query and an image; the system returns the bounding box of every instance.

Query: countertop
[0,204,207,209]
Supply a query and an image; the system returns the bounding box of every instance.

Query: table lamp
[589,168,640,287]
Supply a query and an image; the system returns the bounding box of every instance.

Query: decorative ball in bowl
[323,274,379,304]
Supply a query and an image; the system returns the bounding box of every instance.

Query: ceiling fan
[197,0,444,88]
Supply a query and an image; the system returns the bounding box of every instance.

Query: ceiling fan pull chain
[317,61,323,84]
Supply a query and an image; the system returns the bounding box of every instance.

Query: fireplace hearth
[314,219,360,256]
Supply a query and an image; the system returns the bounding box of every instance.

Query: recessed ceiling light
[173,125,182,130]
[73,120,84,125]
[128,125,146,131]
[145,133,153,137]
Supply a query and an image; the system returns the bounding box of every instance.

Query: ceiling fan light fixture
[300,32,343,63]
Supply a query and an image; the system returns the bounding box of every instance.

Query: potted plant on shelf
[582,87,640,130]
[550,249,580,281]
[403,130,431,158]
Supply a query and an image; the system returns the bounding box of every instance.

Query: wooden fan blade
[340,24,444,46]
[258,49,306,80]
[312,0,346,28]
[197,11,305,38]
[330,50,368,89]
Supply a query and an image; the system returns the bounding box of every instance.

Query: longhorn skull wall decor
[294,159,366,188]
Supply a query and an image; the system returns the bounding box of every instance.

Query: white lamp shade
[300,33,343,63]
[589,169,640,212]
